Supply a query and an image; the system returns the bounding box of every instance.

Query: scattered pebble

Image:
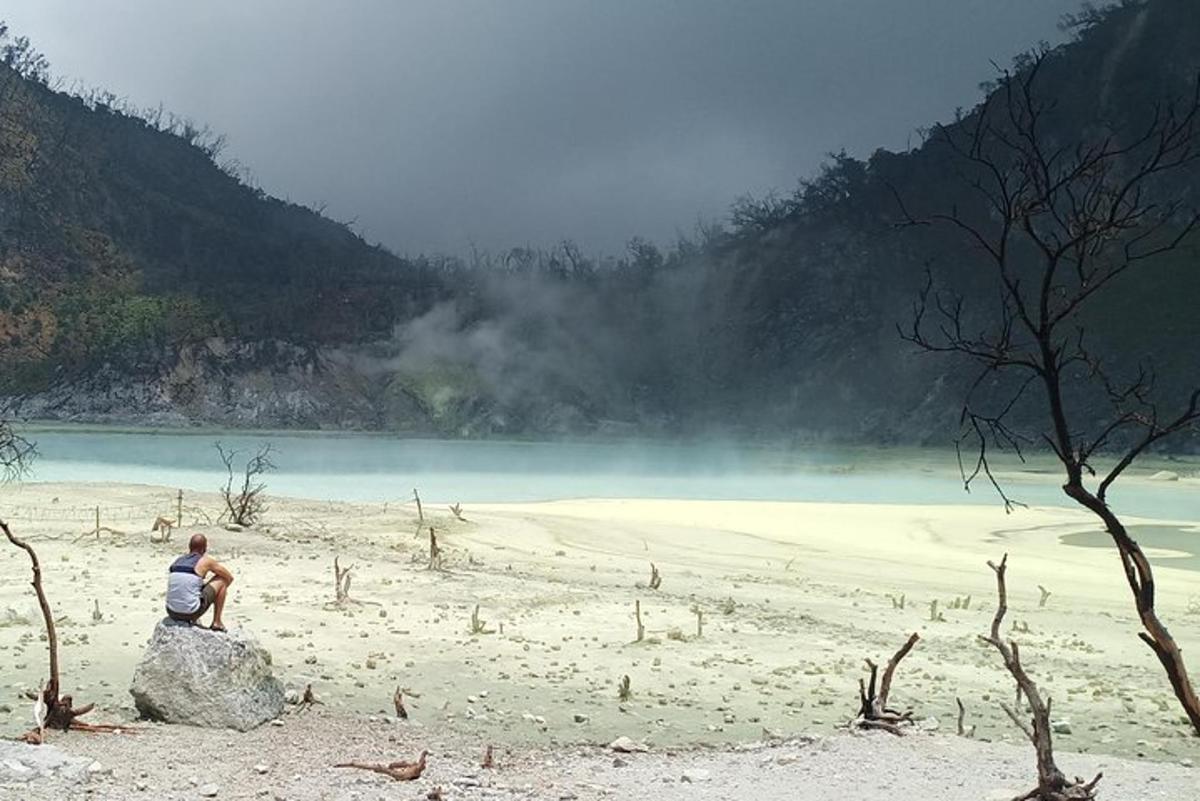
[609,737,648,753]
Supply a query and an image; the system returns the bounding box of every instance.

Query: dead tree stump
[955,696,975,738]
[298,683,322,711]
[470,604,495,635]
[929,599,945,622]
[333,557,357,604]
[427,528,444,571]
[852,632,919,735]
[3,519,124,741]
[982,555,1100,801]
[393,686,409,719]
[334,751,427,781]
[150,515,175,543]
[413,488,424,524]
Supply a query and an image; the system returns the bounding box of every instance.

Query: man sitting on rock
[165,533,233,632]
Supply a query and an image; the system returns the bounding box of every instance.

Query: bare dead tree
[215,442,275,526]
[982,555,1100,800]
[899,50,1200,733]
[648,562,662,590]
[852,632,920,735]
[2,519,126,740]
[0,420,35,482]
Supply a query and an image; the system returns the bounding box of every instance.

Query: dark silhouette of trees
[0,24,50,85]
[901,51,1200,733]
[0,9,1198,442]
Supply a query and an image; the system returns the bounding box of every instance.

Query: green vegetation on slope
[0,1,1196,443]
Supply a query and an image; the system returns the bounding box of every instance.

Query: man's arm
[197,555,234,584]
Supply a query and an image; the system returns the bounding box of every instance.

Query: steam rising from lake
[10,429,1197,522]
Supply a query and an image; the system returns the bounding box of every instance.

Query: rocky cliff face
[5,338,397,430]
[3,336,599,435]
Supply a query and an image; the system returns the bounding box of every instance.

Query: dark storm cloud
[6,1,1083,254]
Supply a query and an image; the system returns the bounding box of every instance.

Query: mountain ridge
[1,0,1197,446]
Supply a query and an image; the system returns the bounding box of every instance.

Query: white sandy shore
[1,481,1199,795]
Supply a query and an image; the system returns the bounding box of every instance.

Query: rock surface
[129,619,284,731]
[0,741,91,784]
[608,736,649,753]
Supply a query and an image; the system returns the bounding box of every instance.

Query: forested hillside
[0,0,1197,444]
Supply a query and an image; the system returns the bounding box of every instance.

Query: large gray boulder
[130,619,284,731]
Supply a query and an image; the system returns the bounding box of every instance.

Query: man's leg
[206,577,230,630]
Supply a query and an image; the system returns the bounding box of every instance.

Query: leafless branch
[215,442,275,526]
[902,54,1200,734]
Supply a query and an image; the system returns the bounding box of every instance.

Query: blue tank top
[166,552,204,614]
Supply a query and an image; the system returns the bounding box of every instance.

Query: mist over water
[10,428,1197,521]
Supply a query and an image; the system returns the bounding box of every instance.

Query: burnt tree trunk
[899,51,1200,735]
[983,555,1100,801]
[2,519,96,736]
[854,632,920,735]
[1063,482,1200,733]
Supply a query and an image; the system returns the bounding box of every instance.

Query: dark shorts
[166,582,218,623]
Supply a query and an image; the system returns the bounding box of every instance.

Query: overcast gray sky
[6,1,1083,255]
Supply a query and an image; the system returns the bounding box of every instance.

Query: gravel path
[6,710,1197,801]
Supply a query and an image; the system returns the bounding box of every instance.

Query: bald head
[188,533,208,555]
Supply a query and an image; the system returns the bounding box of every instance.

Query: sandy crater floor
[1,480,1199,798]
